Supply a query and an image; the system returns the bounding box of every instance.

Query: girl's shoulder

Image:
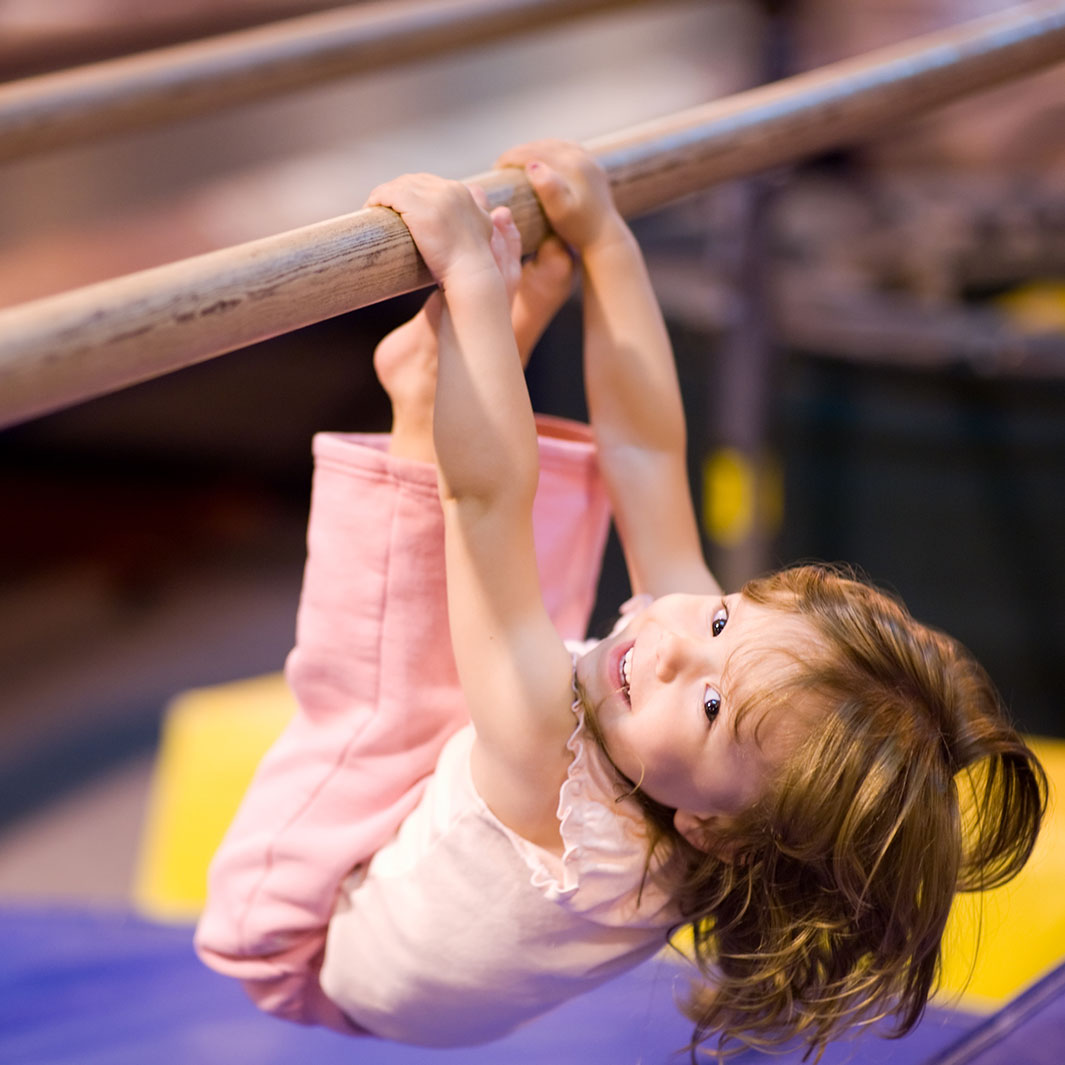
[502,673,677,929]
[366,710,676,929]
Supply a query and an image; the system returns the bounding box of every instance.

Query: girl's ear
[674,809,742,862]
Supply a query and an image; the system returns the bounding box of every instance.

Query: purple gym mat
[0,905,985,1065]
[926,958,1065,1065]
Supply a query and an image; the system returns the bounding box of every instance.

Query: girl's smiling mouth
[620,646,633,703]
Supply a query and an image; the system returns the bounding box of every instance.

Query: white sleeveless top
[320,696,679,1046]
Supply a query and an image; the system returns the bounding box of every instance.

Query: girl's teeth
[621,648,633,691]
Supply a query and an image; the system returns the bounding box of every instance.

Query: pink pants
[194,416,610,1033]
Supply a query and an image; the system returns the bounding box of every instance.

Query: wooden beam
[2,1,1064,429]
[0,2,353,81]
[588,0,1065,218]
[0,0,652,162]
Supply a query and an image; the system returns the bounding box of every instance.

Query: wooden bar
[587,0,1065,218]
[2,1,1064,429]
[0,2,353,81]
[0,0,651,162]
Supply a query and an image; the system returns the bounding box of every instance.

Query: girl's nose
[654,628,698,683]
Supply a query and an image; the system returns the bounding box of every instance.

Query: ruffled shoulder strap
[505,643,677,929]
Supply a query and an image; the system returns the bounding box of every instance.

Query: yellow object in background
[996,281,1065,334]
[133,672,295,922]
[704,448,755,547]
[702,448,783,549]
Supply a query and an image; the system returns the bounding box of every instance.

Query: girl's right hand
[495,139,624,253]
[365,174,501,291]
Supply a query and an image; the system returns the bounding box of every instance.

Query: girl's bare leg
[374,237,574,463]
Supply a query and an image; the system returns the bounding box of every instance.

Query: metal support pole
[701,0,790,588]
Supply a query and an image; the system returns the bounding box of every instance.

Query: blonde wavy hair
[611,564,1047,1060]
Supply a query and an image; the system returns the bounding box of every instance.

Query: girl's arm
[497,141,721,600]
[366,176,575,851]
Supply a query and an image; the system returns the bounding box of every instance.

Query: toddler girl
[196,141,1046,1058]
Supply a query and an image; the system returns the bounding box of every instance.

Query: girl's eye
[703,686,722,724]
[711,605,728,637]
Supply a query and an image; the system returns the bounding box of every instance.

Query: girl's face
[576,593,817,847]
